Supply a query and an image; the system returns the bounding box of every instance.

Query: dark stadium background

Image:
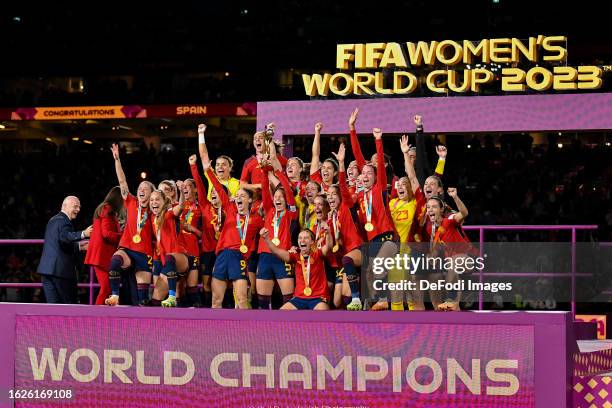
[0,1,610,305]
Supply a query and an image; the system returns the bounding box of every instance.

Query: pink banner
[13,315,534,407]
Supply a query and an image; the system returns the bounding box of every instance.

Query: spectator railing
[0,225,601,314]
[0,239,97,305]
[462,225,599,316]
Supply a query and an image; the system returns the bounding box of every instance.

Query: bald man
[38,196,93,304]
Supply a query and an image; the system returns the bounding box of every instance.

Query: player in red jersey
[346,160,361,202]
[348,108,398,311]
[84,186,124,305]
[106,144,155,306]
[144,187,192,308]
[261,227,331,310]
[310,193,348,308]
[256,150,299,309]
[206,158,264,309]
[328,143,365,311]
[176,174,202,307]
[402,133,458,310]
[425,189,471,312]
[310,122,338,193]
[190,154,224,308]
[240,123,288,193]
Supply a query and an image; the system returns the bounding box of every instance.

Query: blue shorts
[187,255,199,271]
[334,267,344,285]
[247,252,259,273]
[200,252,216,277]
[289,296,328,310]
[212,250,247,281]
[121,248,152,273]
[367,232,396,257]
[152,260,163,276]
[257,253,293,280]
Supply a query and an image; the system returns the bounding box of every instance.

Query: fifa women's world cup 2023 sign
[302,36,604,96]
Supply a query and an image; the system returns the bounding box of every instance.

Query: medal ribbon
[300,255,311,290]
[332,210,340,244]
[236,213,250,247]
[136,205,148,235]
[365,190,373,225]
[273,210,284,241]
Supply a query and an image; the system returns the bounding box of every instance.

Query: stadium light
[557,143,563,148]
[141,172,147,179]
[72,137,79,141]
[83,140,93,144]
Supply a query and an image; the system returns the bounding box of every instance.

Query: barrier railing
[462,225,599,316]
[0,239,98,305]
[0,225,601,312]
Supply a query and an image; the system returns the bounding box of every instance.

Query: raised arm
[348,108,367,171]
[172,180,185,217]
[414,115,433,186]
[333,143,357,206]
[372,128,387,189]
[310,122,323,176]
[261,163,274,213]
[400,135,420,194]
[260,227,291,263]
[275,169,296,207]
[197,124,210,164]
[189,155,210,206]
[319,221,333,257]
[434,145,447,178]
[447,188,468,223]
[111,143,129,199]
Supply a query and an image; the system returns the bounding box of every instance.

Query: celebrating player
[257,151,299,309]
[310,122,338,193]
[330,143,365,311]
[348,108,398,311]
[206,158,264,309]
[106,144,155,306]
[261,227,331,311]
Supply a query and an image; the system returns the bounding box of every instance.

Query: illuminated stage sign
[13,314,535,407]
[303,36,604,96]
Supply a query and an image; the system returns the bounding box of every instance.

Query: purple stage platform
[0,303,595,407]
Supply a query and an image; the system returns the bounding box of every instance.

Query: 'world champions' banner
[14,315,534,407]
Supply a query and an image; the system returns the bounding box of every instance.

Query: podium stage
[0,303,606,407]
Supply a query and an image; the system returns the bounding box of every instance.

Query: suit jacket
[37,212,83,279]
[84,204,122,269]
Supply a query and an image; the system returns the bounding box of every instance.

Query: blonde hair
[151,190,173,233]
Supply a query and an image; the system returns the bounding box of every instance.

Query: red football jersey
[290,250,329,300]
[153,210,185,264]
[353,138,395,239]
[208,168,264,257]
[118,194,153,256]
[309,172,332,193]
[259,169,298,253]
[177,200,201,257]
[190,163,221,252]
[240,154,288,186]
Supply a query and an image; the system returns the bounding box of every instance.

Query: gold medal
[303,287,312,296]
[240,244,248,254]
[132,234,142,244]
[332,244,339,253]
[271,237,281,246]
[365,223,374,232]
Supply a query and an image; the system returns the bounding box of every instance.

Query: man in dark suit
[38,196,93,304]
